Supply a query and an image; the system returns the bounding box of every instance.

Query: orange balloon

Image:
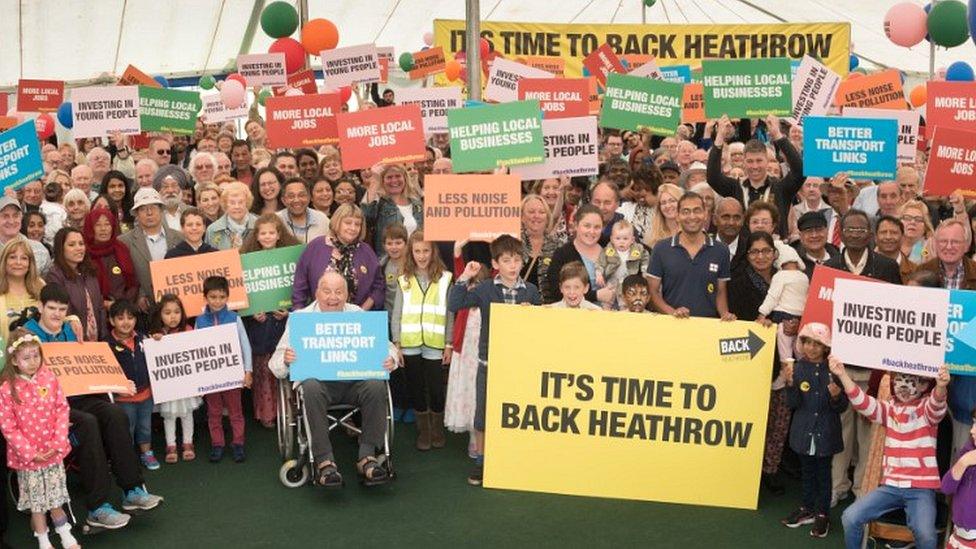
[445,60,462,81]
[301,18,339,55]
[909,84,927,108]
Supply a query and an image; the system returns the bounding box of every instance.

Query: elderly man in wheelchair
[269,271,399,488]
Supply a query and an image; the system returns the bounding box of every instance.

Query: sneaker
[86,503,131,529]
[141,450,161,470]
[209,446,224,463]
[782,507,816,528]
[122,486,163,511]
[885,542,915,549]
[467,463,484,486]
[232,444,246,463]
[810,514,830,538]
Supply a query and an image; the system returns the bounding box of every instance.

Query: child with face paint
[942,406,976,548]
[781,322,847,538]
[831,357,950,549]
[619,274,651,314]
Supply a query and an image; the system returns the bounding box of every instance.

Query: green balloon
[199,74,216,90]
[928,0,970,48]
[399,52,415,72]
[257,89,272,107]
[643,0,656,6]
[260,1,299,39]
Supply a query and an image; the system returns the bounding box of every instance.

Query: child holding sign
[195,276,253,464]
[781,323,847,538]
[942,405,976,548]
[108,299,159,471]
[833,359,950,549]
[240,214,298,429]
[391,230,454,451]
[0,328,80,549]
[149,294,201,463]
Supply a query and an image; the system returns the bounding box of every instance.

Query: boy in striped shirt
[829,357,950,549]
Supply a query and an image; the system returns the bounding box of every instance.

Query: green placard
[239,244,305,316]
[600,73,683,136]
[702,58,792,119]
[138,86,202,135]
[447,100,545,173]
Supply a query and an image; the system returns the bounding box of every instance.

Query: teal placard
[447,100,545,173]
[600,73,683,136]
[702,58,792,119]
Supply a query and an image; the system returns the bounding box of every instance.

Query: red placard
[273,68,318,97]
[265,93,341,149]
[518,78,589,119]
[926,81,976,133]
[336,104,426,171]
[16,79,64,112]
[0,93,7,116]
[582,44,625,87]
[922,126,976,198]
[800,265,879,332]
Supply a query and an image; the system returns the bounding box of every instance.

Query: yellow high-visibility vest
[398,271,452,349]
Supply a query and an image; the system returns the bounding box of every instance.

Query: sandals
[182,443,196,461]
[165,445,178,464]
[315,461,344,489]
[356,456,390,487]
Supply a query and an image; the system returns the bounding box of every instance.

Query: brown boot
[430,412,446,449]
[415,411,432,451]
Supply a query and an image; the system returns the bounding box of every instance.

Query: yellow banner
[484,305,775,509]
[434,20,850,84]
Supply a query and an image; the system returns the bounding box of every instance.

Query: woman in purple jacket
[292,203,385,310]
[45,227,107,341]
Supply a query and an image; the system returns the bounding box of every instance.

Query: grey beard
[164,197,181,210]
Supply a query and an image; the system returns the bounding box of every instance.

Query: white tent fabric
[1,0,974,89]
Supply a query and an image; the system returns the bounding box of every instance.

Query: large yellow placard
[434,20,851,82]
[484,305,775,509]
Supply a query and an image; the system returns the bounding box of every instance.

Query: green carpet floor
[7,417,856,548]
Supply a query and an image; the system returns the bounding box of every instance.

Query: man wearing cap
[658,161,681,187]
[0,196,51,275]
[707,114,804,239]
[792,211,840,279]
[118,188,184,313]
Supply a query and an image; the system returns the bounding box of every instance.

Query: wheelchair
[276,378,396,488]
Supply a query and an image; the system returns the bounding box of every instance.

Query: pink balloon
[284,87,303,96]
[220,79,246,108]
[423,31,434,46]
[884,2,928,47]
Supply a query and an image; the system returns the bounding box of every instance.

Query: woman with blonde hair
[521,194,561,297]
[0,239,45,343]
[644,183,682,248]
[899,200,936,263]
[361,164,424,253]
[531,178,571,244]
[205,181,256,250]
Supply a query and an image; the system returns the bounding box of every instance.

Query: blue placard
[659,65,691,84]
[947,290,976,376]
[0,120,44,193]
[790,60,801,80]
[802,116,898,179]
[288,311,390,381]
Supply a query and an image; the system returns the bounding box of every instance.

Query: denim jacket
[362,197,423,253]
[204,213,258,251]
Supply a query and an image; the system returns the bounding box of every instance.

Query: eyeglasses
[156,149,171,155]
[900,215,925,224]
[747,248,776,257]
[938,239,965,248]
[842,227,869,235]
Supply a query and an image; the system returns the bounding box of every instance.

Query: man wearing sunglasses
[149,136,172,168]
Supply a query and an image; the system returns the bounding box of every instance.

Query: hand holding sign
[766,114,783,140]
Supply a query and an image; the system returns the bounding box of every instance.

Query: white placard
[144,324,245,403]
[791,55,841,126]
[831,278,948,377]
[237,52,287,87]
[845,107,920,164]
[321,43,382,88]
[484,58,553,104]
[512,116,599,180]
[201,93,248,124]
[70,86,141,138]
[395,87,463,135]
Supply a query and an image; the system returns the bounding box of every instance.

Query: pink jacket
[0,366,71,471]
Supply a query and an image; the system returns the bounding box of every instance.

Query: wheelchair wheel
[279,459,309,488]
[277,381,296,460]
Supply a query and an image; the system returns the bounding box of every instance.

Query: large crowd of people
[0,81,975,549]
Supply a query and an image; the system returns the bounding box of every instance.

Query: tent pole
[299,0,310,70]
[929,0,938,80]
[642,1,646,24]
[466,0,481,100]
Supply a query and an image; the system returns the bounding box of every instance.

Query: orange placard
[682,83,706,124]
[522,56,565,77]
[149,249,248,315]
[336,104,426,170]
[409,47,447,80]
[835,69,905,111]
[41,342,130,397]
[423,174,522,241]
[0,116,18,132]
[118,64,160,88]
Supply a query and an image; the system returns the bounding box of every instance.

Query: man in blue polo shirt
[648,191,735,320]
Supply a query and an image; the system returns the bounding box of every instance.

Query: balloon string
[112,0,129,76]
[202,0,228,73]
[568,0,597,24]
[372,0,404,46]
